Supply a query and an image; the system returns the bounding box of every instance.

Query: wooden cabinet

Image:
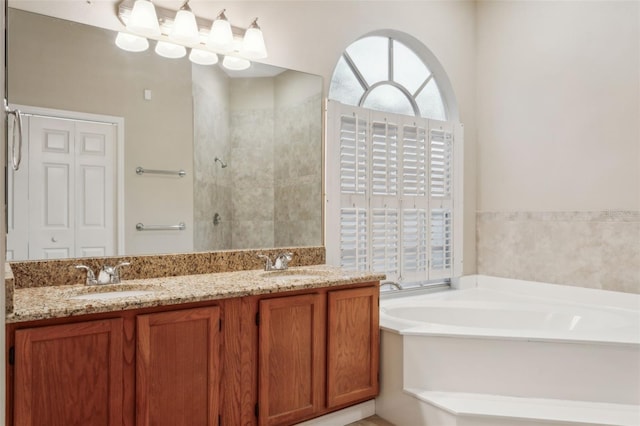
[136,306,221,426]
[257,284,379,426]
[13,318,124,426]
[327,286,379,408]
[258,294,325,425]
[7,281,379,426]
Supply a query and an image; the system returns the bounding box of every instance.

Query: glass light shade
[207,15,233,51]
[155,41,187,59]
[222,55,250,71]
[127,0,161,37]
[170,8,199,45]
[241,26,267,59]
[115,32,149,52]
[189,48,219,65]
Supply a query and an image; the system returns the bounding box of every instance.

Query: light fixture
[207,9,234,52]
[241,18,267,59]
[170,1,199,45]
[155,41,187,59]
[116,2,267,67]
[115,32,149,52]
[189,48,219,66]
[127,0,161,37]
[222,55,251,71]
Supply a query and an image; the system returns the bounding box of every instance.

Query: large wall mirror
[6,8,323,261]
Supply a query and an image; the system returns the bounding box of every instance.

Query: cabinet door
[14,318,124,426]
[258,294,325,426]
[136,306,221,426]
[327,286,379,408]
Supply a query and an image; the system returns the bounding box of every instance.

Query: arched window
[329,34,451,121]
[326,31,463,288]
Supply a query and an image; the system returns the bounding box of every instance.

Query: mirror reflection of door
[7,108,118,260]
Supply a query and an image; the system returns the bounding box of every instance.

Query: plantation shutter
[337,107,369,271]
[428,124,454,279]
[326,101,461,284]
[370,112,400,280]
[400,119,429,283]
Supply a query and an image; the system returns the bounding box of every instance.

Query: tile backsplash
[477,211,640,294]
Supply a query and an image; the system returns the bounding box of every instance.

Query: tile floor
[345,415,395,426]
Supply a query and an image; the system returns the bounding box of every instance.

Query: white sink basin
[68,284,157,301]
[260,270,328,281]
[69,290,155,301]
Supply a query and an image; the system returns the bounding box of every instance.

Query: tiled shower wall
[274,71,323,247]
[193,70,322,250]
[477,211,640,293]
[192,65,232,251]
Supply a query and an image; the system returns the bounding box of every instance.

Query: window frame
[329,33,457,121]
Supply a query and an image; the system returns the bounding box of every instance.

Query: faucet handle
[100,262,131,284]
[75,265,97,285]
[112,262,130,283]
[257,254,273,271]
[274,252,293,270]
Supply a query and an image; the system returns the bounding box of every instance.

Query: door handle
[5,99,23,171]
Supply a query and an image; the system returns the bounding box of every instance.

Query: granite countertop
[7,265,385,323]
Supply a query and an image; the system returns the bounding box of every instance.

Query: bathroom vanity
[5,264,383,426]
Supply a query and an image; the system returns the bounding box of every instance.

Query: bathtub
[380,277,640,345]
[376,276,640,426]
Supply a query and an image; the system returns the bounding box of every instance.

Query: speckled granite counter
[7,265,385,323]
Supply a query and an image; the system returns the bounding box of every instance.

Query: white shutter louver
[402,208,428,279]
[371,120,398,195]
[402,125,427,197]
[340,208,368,271]
[340,115,367,194]
[371,209,399,279]
[430,208,452,272]
[429,129,452,198]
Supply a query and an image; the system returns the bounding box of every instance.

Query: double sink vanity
[5,247,384,426]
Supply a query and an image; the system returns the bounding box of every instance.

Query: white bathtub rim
[381,323,639,347]
[463,275,640,311]
[380,278,640,346]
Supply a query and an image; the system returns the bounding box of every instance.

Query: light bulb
[170,2,199,45]
[241,18,267,59]
[222,55,251,71]
[207,9,233,52]
[189,48,219,66]
[155,41,187,59]
[115,32,149,52]
[127,0,161,37]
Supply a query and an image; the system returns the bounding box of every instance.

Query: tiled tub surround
[477,211,640,293]
[6,246,325,313]
[7,264,382,323]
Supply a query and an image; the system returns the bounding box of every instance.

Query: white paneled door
[7,114,116,260]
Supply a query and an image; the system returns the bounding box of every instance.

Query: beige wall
[477,0,639,212]
[8,9,194,255]
[476,1,640,292]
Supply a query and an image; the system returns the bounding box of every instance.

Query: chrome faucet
[98,262,131,284]
[75,262,130,285]
[257,252,293,271]
[75,265,97,285]
[381,281,403,291]
[274,252,292,270]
